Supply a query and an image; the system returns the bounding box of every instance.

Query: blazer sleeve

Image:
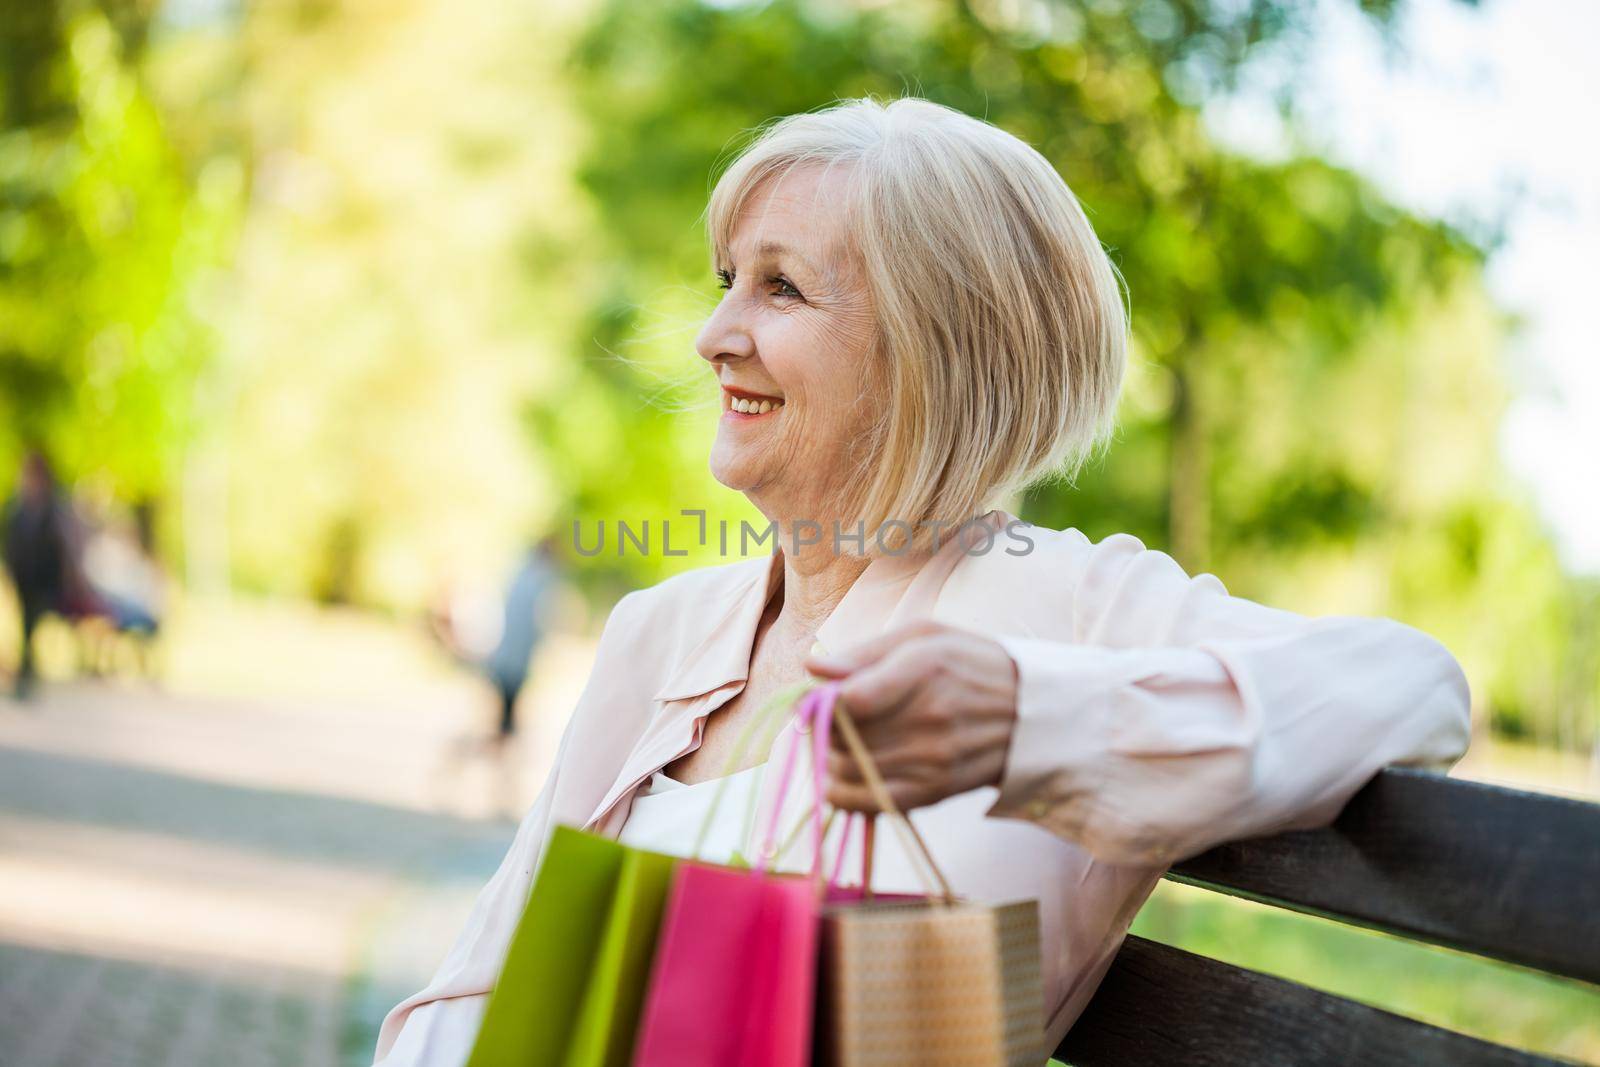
[984,531,1472,866]
[372,724,573,1064]
[373,592,646,1066]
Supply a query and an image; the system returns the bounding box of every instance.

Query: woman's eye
[715,269,734,290]
[771,276,802,299]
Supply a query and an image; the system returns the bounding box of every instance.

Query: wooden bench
[1055,768,1600,1066]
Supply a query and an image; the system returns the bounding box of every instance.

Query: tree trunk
[1168,359,1210,574]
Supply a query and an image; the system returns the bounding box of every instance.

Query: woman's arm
[373,725,573,1064]
[809,531,1471,867]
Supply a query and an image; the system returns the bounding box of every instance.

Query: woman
[374,97,1470,1064]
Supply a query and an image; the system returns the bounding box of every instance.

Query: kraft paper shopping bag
[811,683,1047,1067]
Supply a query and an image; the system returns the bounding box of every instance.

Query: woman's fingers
[827,745,920,785]
[827,776,926,813]
[834,638,948,723]
[826,743,1010,813]
[811,625,1021,813]
[805,618,947,678]
[828,718,1011,784]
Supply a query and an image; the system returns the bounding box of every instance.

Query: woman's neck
[775,547,871,639]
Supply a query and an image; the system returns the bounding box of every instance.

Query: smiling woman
[373,97,1472,1066]
[698,164,880,532]
[699,101,1125,558]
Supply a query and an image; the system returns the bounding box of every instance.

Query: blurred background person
[427,534,564,815]
[483,535,563,747]
[78,501,167,679]
[2,452,88,699]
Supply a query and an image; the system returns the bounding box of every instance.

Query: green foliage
[0,1,235,503]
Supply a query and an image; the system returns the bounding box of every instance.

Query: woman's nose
[695,295,756,366]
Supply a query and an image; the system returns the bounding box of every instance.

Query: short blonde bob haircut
[706,96,1127,553]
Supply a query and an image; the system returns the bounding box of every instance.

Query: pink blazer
[374,509,1471,1064]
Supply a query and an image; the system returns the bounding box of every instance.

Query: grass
[1130,879,1600,1062]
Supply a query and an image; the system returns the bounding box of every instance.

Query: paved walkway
[0,681,526,1067]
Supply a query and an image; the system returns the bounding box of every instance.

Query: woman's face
[696,165,879,528]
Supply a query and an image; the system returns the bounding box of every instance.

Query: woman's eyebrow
[719,237,840,287]
[754,240,825,277]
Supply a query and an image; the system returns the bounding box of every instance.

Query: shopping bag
[815,896,1044,1066]
[812,683,1047,1067]
[464,825,676,1067]
[631,683,839,1067]
[629,860,819,1066]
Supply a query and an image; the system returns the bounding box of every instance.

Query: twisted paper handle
[683,675,958,904]
[813,682,956,904]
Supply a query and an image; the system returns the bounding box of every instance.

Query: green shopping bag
[465,825,677,1067]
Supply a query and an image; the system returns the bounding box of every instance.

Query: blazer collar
[649,509,1009,703]
[651,551,784,703]
[587,510,1012,835]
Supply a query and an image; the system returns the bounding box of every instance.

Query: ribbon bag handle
[812,682,957,904]
[680,677,959,905]
[688,678,814,862]
[753,687,888,905]
[751,683,834,879]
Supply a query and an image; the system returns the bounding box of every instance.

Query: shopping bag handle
[683,674,957,903]
[756,683,910,898]
[686,678,841,877]
[753,681,835,879]
[689,677,813,862]
[813,682,957,903]
[746,679,957,903]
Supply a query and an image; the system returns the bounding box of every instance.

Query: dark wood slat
[1167,768,1600,984]
[1055,935,1567,1067]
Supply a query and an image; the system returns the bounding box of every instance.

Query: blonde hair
[706,96,1127,552]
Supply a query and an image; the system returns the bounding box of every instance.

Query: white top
[614,731,934,895]
[616,763,771,866]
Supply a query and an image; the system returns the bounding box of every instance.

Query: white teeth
[728,394,784,414]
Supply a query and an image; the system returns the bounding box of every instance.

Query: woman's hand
[805,620,1020,812]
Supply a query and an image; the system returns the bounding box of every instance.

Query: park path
[0,680,530,1067]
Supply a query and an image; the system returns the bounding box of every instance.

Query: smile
[722,387,786,419]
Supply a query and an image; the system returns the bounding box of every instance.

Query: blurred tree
[0,0,234,509]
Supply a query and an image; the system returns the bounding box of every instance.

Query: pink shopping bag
[629,862,817,1066]
[631,684,840,1067]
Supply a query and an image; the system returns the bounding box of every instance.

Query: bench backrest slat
[1055,935,1566,1067]
[1167,768,1600,984]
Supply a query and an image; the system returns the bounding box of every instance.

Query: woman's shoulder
[941,517,1222,638]
[967,516,1215,586]
[595,555,769,654]
[951,517,1108,583]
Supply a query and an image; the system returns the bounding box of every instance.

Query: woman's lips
[722,388,785,419]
